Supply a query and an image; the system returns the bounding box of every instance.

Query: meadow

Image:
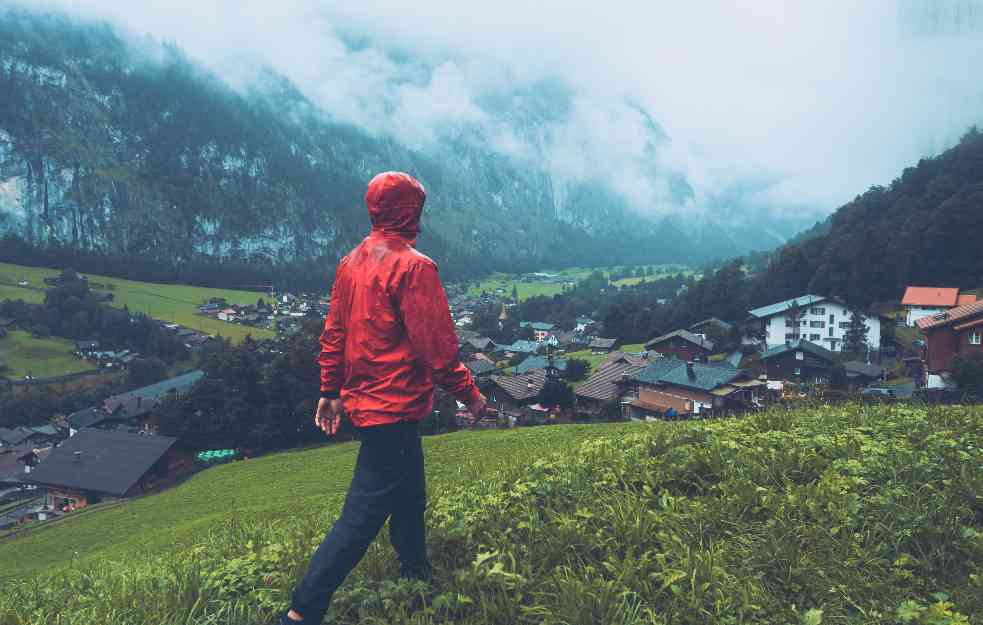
[564,343,646,373]
[466,264,696,301]
[1,403,980,624]
[0,262,275,343]
[0,330,95,379]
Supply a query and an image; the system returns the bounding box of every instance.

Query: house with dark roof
[902,286,977,327]
[0,317,15,329]
[644,329,713,361]
[514,355,567,375]
[574,355,650,415]
[690,318,733,335]
[627,360,760,419]
[465,358,498,378]
[488,370,547,417]
[842,361,888,387]
[746,294,881,353]
[0,426,59,448]
[499,340,542,356]
[25,430,194,511]
[759,340,837,385]
[589,337,618,354]
[916,299,983,374]
[462,336,495,354]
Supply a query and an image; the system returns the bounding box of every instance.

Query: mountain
[749,126,983,306]
[0,10,806,290]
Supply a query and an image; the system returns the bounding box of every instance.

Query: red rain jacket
[318,172,480,428]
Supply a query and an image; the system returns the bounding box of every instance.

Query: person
[282,172,487,624]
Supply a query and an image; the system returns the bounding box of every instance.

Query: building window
[809,334,820,341]
[796,351,804,360]
[839,322,850,329]
[829,327,835,337]
[810,321,826,328]
[794,367,801,375]
[972,331,982,345]
[829,314,835,325]
[810,307,826,315]
[785,333,794,341]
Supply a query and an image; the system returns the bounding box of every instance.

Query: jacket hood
[365,172,426,238]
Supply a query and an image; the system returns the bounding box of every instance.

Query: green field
[2,404,981,624]
[0,330,95,379]
[564,342,645,372]
[466,265,696,301]
[0,262,275,342]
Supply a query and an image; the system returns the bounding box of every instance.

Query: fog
[21,0,983,223]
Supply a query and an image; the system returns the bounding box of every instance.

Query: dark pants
[288,421,430,623]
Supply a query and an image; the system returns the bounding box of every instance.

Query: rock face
[0,11,804,283]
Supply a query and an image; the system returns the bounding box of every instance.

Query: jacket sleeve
[318,263,350,398]
[397,260,481,405]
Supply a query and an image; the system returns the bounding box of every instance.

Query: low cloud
[15,0,983,224]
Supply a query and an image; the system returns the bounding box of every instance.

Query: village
[1,276,981,533]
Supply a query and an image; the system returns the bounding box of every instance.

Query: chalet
[901,287,977,327]
[488,369,546,418]
[759,340,837,385]
[25,430,193,511]
[198,303,221,315]
[575,317,595,332]
[67,406,136,435]
[0,426,60,449]
[465,359,498,378]
[746,295,880,353]
[627,360,759,420]
[589,337,618,354]
[240,313,262,326]
[514,355,568,375]
[644,329,713,361]
[462,336,495,354]
[520,321,555,342]
[500,340,542,356]
[916,299,983,374]
[217,308,238,322]
[573,353,650,415]
[102,370,204,431]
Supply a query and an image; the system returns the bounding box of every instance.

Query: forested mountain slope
[0,9,799,289]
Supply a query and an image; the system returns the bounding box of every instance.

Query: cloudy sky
[23,0,983,222]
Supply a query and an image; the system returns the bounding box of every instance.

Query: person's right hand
[314,397,344,436]
[467,393,489,426]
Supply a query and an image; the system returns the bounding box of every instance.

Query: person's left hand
[314,397,344,436]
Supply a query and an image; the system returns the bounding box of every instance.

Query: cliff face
[0,11,800,283]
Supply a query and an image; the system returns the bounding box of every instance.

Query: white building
[746,294,880,353]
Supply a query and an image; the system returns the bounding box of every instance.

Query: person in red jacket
[283,172,487,624]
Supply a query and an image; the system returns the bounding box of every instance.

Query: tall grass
[1,404,980,624]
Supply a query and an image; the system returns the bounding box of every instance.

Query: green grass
[0,262,275,343]
[564,343,645,373]
[0,330,95,379]
[466,265,696,301]
[2,404,982,624]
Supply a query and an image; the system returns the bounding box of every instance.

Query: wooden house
[916,299,983,373]
[644,329,713,361]
[759,340,837,385]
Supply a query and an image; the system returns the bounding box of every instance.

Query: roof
[575,317,594,324]
[901,287,960,307]
[515,355,567,375]
[466,337,495,351]
[0,427,39,446]
[104,370,204,411]
[916,299,983,330]
[491,369,547,401]
[76,340,100,349]
[958,294,978,306]
[502,340,541,354]
[759,340,837,363]
[724,350,744,368]
[633,359,741,392]
[25,430,178,496]
[574,360,647,402]
[690,317,733,332]
[68,407,112,430]
[605,351,652,368]
[589,337,618,350]
[0,317,15,327]
[644,329,714,352]
[520,321,555,331]
[465,359,497,376]
[842,361,886,378]
[747,295,827,319]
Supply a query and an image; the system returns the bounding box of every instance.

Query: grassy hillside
[0,262,275,342]
[564,343,645,373]
[466,265,695,301]
[1,405,981,624]
[0,330,95,379]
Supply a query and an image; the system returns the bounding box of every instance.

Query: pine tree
[843,310,869,355]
